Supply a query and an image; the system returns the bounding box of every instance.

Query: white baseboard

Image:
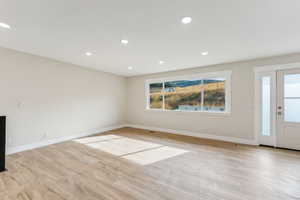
[6,123,258,155]
[6,124,125,155]
[125,124,258,146]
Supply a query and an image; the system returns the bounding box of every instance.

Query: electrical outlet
[43,132,47,139]
[7,137,12,146]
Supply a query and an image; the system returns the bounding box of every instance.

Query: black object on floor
[0,116,6,172]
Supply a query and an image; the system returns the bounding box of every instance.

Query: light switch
[17,101,23,109]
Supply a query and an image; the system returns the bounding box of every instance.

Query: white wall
[0,47,126,150]
[126,53,300,141]
[2,45,300,151]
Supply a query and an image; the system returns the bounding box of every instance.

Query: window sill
[144,108,231,117]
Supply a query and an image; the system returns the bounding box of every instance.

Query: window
[284,74,300,122]
[149,83,163,109]
[146,71,231,113]
[261,76,271,136]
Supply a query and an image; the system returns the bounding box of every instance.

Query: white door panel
[277,69,300,150]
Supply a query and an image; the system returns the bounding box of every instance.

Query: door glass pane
[285,98,300,123]
[262,77,271,136]
[164,80,202,111]
[284,73,300,122]
[284,74,300,98]
[149,83,163,109]
[203,78,226,112]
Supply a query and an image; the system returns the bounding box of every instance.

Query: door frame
[254,62,300,146]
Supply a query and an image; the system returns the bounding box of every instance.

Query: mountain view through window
[148,78,226,112]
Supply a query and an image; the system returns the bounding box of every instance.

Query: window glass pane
[284,74,300,98]
[262,77,271,136]
[203,78,225,112]
[285,98,300,122]
[149,83,163,109]
[164,80,202,111]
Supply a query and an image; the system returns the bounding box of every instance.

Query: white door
[277,69,300,150]
[257,72,276,147]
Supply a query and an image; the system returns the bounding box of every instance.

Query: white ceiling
[1,0,300,76]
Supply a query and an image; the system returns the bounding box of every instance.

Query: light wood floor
[1,128,300,200]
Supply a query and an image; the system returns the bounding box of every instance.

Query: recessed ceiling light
[159,61,165,65]
[0,22,11,29]
[85,52,93,56]
[121,40,129,45]
[128,66,133,70]
[181,17,192,24]
[201,52,208,56]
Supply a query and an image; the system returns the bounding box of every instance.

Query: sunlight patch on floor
[123,146,189,165]
[73,134,189,165]
[74,135,121,144]
[86,137,162,156]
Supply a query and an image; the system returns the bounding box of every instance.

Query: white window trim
[145,70,232,114]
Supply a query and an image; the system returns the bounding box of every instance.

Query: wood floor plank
[1,127,300,200]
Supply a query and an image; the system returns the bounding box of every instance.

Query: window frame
[145,70,232,114]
